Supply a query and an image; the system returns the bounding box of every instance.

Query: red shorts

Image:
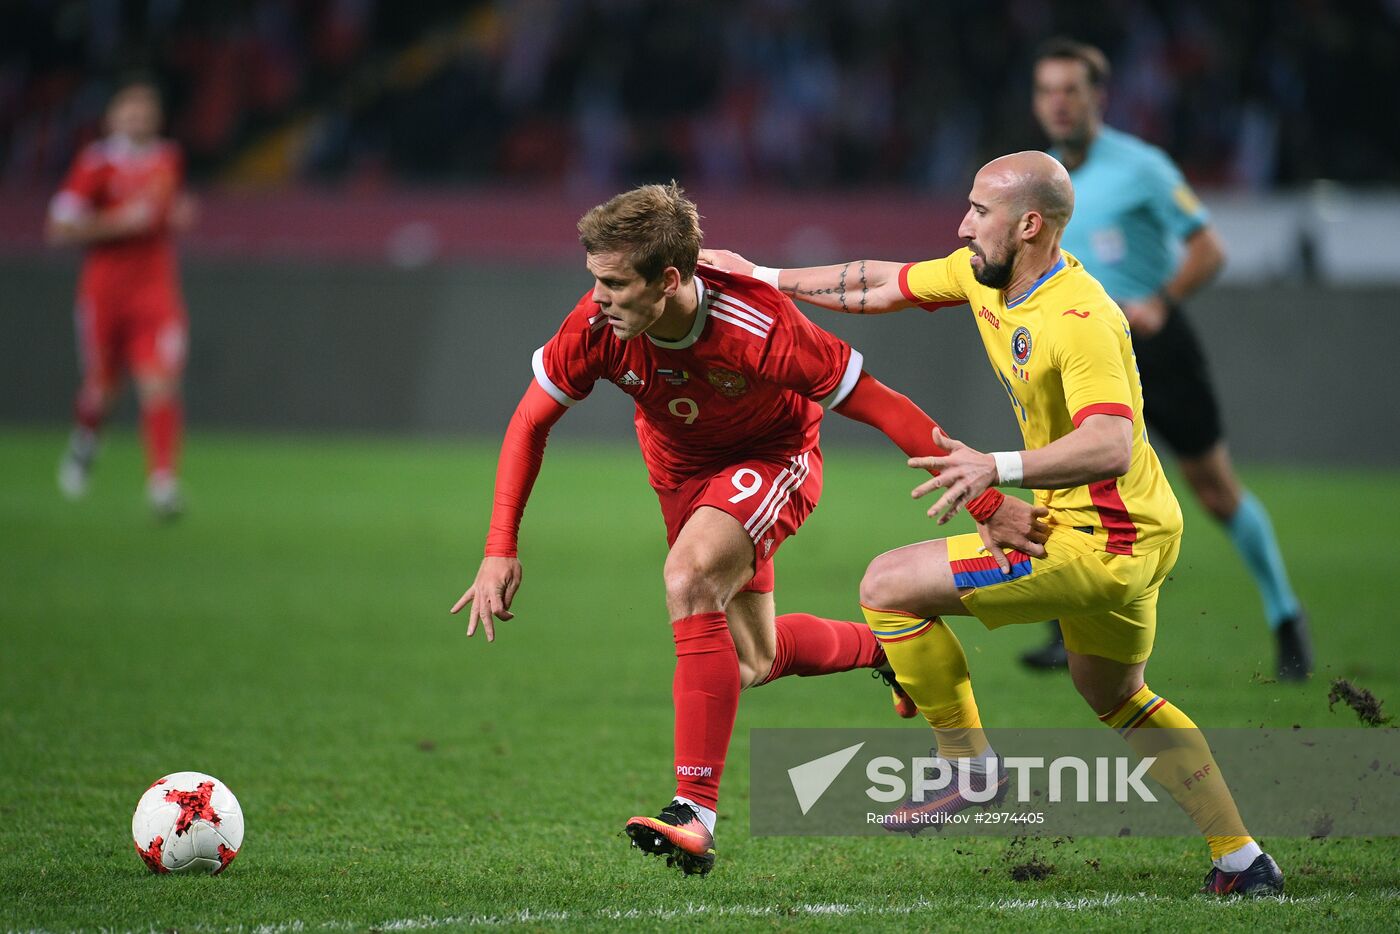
[654,448,823,594]
[75,286,187,387]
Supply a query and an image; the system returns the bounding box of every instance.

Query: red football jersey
[533,265,864,489]
[50,137,184,300]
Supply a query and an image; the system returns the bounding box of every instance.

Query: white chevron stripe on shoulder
[711,291,774,326]
[710,310,768,339]
[710,297,773,334]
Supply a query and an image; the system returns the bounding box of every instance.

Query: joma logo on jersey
[1011,326,1033,366]
[977,306,1001,329]
[707,368,748,398]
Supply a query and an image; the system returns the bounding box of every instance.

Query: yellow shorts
[949,526,1181,665]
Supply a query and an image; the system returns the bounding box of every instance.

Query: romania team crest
[707,368,749,398]
[1011,326,1033,366]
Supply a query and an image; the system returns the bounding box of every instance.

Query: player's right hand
[909,428,998,524]
[697,248,756,277]
[450,556,522,643]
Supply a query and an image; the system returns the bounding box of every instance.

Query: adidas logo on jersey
[618,370,645,387]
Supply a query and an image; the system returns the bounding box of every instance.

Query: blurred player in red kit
[450,183,1045,875]
[47,77,196,519]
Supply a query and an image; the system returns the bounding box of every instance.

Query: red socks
[141,398,182,478]
[763,613,886,683]
[670,611,740,811]
[669,612,886,810]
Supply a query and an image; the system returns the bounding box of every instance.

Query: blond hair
[577,181,702,283]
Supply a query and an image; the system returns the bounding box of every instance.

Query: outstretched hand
[697,248,756,277]
[450,556,523,642]
[907,428,1000,524]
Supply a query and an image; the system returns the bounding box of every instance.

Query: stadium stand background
[2,0,1396,462]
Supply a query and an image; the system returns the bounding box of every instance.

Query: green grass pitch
[2,427,1397,931]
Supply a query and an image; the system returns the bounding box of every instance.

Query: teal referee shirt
[1051,126,1209,303]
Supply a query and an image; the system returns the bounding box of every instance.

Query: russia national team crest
[707,367,749,398]
[1011,326,1033,366]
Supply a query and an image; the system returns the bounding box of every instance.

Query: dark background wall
[2,258,1390,465]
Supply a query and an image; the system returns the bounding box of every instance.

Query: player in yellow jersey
[699,151,1284,896]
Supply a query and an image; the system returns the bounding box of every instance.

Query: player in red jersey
[47,78,196,518]
[450,183,1046,875]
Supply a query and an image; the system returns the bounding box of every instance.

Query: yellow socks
[861,607,988,761]
[1100,684,1253,859]
[862,608,1252,863]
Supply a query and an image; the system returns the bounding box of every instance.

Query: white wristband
[752,265,783,289]
[992,451,1025,488]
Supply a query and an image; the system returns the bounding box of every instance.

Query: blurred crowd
[4,0,1399,192]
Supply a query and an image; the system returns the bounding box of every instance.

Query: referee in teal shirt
[1023,38,1312,680]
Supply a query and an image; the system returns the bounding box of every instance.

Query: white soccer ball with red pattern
[132,771,244,874]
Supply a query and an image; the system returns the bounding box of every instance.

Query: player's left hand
[1122,294,1170,337]
[976,496,1050,573]
[908,428,999,524]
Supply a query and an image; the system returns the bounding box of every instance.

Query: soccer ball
[131,771,244,874]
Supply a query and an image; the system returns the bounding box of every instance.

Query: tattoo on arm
[785,262,871,313]
[789,270,854,302]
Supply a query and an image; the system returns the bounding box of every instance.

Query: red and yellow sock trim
[1099,685,1167,737]
[865,610,937,644]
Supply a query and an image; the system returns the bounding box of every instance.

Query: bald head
[960,151,1075,290]
[977,151,1075,230]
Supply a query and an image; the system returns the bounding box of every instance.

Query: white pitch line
[232,889,1400,932]
[13,889,1398,934]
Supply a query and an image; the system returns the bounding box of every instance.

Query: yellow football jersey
[900,247,1182,555]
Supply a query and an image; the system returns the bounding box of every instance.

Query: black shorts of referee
[1131,300,1223,459]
